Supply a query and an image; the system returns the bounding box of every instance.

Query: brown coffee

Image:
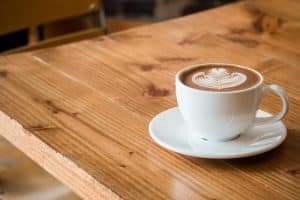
[181,64,260,91]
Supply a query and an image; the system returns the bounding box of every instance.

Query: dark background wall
[103,0,237,21]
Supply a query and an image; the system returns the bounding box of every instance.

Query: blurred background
[103,0,236,21]
[0,0,237,54]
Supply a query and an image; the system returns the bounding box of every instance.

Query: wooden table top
[1,1,300,199]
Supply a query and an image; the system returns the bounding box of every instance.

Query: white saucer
[149,107,287,159]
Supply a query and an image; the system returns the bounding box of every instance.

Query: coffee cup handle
[254,84,288,126]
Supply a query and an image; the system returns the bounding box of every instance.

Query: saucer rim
[149,107,287,159]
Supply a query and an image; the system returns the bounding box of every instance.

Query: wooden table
[0,1,300,199]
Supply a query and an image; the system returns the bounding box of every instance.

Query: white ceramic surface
[176,63,288,141]
[149,107,287,159]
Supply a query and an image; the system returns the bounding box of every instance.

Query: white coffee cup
[176,63,288,142]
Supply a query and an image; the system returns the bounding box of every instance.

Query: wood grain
[0,1,300,199]
[250,0,300,21]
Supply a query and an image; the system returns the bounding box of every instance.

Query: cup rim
[176,63,264,94]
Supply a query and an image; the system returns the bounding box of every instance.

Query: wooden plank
[0,1,299,200]
[106,18,149,33]
[250,0,300,21]
[0,52,295,200]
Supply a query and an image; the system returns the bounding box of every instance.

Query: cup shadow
[183,128,300,172]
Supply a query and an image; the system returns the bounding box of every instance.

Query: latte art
[191,68,247,90]
[181,64,260,91]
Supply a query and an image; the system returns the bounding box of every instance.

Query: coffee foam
[191,68,247,90]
